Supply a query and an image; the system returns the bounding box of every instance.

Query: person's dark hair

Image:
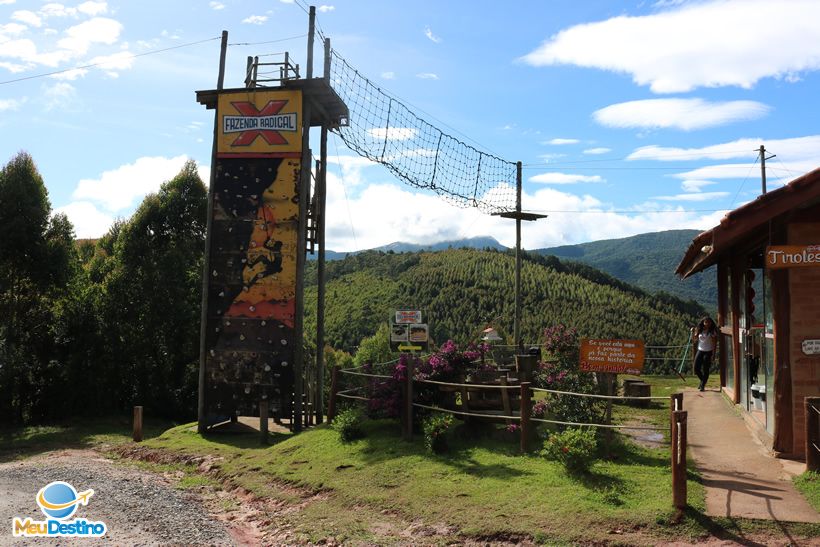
[696,316,717,335]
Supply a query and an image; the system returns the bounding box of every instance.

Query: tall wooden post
[671,410,688,510]
[806,397,820,472]
[314,36,331,426]
[197,30,229,434]
[514,161,522,352]
[520,381,531,452]
[132,406,143,443]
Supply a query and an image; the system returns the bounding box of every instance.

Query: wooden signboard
[580,339,645,375]
[766,245,820,269]
[802,339,820,355]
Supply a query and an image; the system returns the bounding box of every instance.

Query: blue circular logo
[37,481,80,520]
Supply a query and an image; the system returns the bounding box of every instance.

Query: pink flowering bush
[536,325,605,427]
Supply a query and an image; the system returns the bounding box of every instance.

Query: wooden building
[676,167,820,458]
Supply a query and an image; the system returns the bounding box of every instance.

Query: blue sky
[2,0,820,250]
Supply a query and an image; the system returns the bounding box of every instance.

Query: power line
[526,208,729,214]
[523,148,760,167]
[227,33,308,47]
[0,36,221,86]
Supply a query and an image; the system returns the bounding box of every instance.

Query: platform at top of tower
[196,77,348,129]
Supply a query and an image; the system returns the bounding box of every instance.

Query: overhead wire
[0,35,222,86]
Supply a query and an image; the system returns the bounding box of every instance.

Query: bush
[331,407,365,442]
[423,414,453,454]
[542,427,598,473]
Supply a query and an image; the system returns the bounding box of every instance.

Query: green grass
[0,416,174,462]
[794,471,820,512]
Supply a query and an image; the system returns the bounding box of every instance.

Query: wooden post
[259,400,269,445]
[132,406,143,443]
[404,357,415,441]
[196,30,229,435]
[520,382,531,452]
[670,393,683,435]
[806,397,820,472]
[327,365,340,423]
[671,409,688,510]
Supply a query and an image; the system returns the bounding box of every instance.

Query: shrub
[542,427,598,473]
[331,407,365,442]
[423,413,453,454]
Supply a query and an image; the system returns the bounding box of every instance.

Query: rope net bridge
[328,50,518,214]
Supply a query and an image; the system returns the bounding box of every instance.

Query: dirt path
[0,449,234,546]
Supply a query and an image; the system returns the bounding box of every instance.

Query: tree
[0,152,74,424]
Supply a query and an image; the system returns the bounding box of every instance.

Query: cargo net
[329,50,517,214]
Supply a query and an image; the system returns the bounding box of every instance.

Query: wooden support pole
[670,393,683,435]
[132,406,143,443]
[520,381,531,452]
[604,373,614,457]
[671,409,688,510]
[806,397,820,472]
[327,365,340,423]
[404,357,415,441]
[259,400,269,445]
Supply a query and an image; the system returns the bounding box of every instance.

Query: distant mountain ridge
[311,229,716,311]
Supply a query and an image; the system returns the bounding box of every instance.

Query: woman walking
[693,316,718,391]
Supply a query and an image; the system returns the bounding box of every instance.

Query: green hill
[534,229,717,311]
[305,248,702,372]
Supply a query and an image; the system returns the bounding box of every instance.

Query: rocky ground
[0,449,234,546]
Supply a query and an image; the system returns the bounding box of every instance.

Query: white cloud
[87,51,134,76]
[680,179,717,192]
[242,15,268,25]
[49,67,88,80]
[318,5,334,12]
[520,0,820,93]
[57,17,123,57]
[653,191,730,201]
[12,10,42,27]
[209,1,225,9]
[583,147,611,155]
[673,161,818,182]
[324,155,726,250]
[416,72,438,80]
[77,1,107,16]
[545,138,579,145]
[381,71,395,80]
[594,98,770,131]
[279,0,295,3]
[367,127,418,141]
[55,201,114,239]
[0,61,28,73]
[43,82,77,111]
[73,155,199,212]
[530,173,604,184]
[0,97,24,111]
[40,4,77,18]
[628,135,820,161]
[0,0,17,4]
[0,22,27,35]
[424,26,442,43]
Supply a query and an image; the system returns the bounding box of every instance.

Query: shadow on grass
[680,507,812,547]
[0,417,174,463]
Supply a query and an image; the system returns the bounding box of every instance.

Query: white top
[697,332,716,352]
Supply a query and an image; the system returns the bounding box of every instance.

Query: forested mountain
[534,230,717,310]
[304,248,703,365]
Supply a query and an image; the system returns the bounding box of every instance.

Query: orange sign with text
[765,245,820,269]
[580,339,645,375]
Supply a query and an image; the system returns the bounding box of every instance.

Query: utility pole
[492,163,546,353]
[759,145,775,195]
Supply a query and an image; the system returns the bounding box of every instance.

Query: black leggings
[694,350,713,386]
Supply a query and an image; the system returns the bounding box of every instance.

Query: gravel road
[0,449,235,546]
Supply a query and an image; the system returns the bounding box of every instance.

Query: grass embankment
[794,471,820,512]
[0,416,172,463]
[126,375,715,544]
